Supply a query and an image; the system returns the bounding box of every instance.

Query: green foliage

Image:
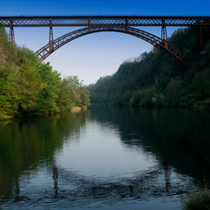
[88,26,210,108]
[181,190,210,210]
[0,114,11,120]
[163,78,184,106]
[193,69,210,99]
[0,22,4,29]
[0,28,90,119]
[63,76,90,107]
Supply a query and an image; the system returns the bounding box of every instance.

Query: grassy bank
[181,190,210,210]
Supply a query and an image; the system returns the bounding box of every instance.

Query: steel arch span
[35,26,191,67]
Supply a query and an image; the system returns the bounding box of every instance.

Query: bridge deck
[1,16,210,27]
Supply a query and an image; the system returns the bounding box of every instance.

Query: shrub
[181,190,210,210]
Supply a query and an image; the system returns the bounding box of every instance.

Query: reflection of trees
[0,110,90,203]
[90,107,210,187]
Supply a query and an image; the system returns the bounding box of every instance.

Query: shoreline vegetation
[90,101,210,110]
[0,24,90,121]
[181,189,210,210]
[88,26,210,110]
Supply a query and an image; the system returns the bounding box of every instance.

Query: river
[0,107,210,209]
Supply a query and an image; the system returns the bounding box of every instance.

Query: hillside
[0,25,90,120]
[88,26,210,108]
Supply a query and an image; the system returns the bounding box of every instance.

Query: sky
[1,0,210,85]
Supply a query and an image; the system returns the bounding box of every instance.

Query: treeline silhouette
[88,26,210,108]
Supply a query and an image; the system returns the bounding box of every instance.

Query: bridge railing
[1,16,210,27]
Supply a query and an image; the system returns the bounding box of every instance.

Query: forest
[88,26,210,108]
[0,24,90,120]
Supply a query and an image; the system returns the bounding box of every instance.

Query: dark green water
[0,107,210,209]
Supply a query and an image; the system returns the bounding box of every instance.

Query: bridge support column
[88,19,91,32]
[126,18,129,31]
[161,26,168,49]
[49,18,54,52]
[161,26,167,40]
[161,18,168,49]
[161,18,167,40]
[9,18,15,42]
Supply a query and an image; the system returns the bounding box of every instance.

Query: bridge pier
[9,18,15,42]
[126,18,129,31]
[161,18,167,41]
[161,26,167,41]
[49,18,54,52]
[161,18,168,50]
[88,19,91,32]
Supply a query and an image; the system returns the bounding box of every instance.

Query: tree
[0,27,90,119]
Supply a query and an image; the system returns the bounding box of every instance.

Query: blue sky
[1,0,210,85]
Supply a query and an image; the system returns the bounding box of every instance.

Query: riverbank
[0,106,87,121]
[90,102,210,112]
[194,99,210,110]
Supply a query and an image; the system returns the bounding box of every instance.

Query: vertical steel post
[161,18,167,40]
[161,26,167,40]
[161,18,168,49]
[126,18,129,31]
[49,18,54,52]
[88,19,91,32]
[9,18,15,42]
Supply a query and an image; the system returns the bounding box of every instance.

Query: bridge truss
[1,16,210,28]
[35,26,191,67]
[1,16,210,66]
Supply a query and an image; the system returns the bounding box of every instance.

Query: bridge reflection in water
[13,161,189,207]
[49,163,182,199]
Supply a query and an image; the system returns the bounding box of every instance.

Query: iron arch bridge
[35,25,191,67]
[1,16,210,67]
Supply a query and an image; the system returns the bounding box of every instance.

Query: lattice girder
[1,16,210,27]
